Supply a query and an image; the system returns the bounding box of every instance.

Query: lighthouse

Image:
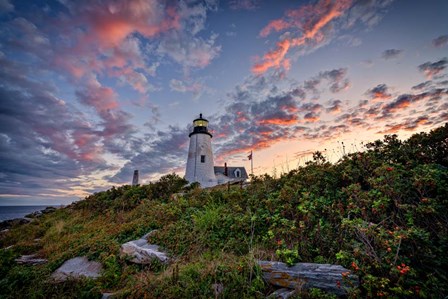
[185,114,218,187]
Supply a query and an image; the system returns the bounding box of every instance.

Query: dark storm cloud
[418,58,448,79]
[382,49,403,60]
[432,35,448,48]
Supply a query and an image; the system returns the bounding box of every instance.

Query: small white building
[185,114,248,187]
[214,163,248,184]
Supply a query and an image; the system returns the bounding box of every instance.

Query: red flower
[351,262,360,271]
[397,263,410,275]
[386,167,394,171]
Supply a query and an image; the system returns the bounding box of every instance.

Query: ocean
[0,206,55,222]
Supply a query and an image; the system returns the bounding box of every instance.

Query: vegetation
[0,124,447,298]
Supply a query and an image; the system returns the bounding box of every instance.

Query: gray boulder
[120,233,169,264]
[257,261,358,296]
[51,257,103,282]
[15,254,47,265]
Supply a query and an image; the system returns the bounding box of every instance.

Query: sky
[0,0,447,206]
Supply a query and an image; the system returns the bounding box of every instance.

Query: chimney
[224,163,228,176]
[132,170,139,186]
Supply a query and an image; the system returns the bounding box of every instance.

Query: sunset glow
[0,0,447,205]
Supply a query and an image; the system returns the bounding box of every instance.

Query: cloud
[109,125,188,183]
[68,0,181,48]
[229,0,260,10]
[157,32,221,70]
[253,0,394,75]
[344,0,394,29]
[253,0,353,74]
[0,54,109,199]
[304,68,350,93]
[365,84,391,101]
[377,116,430,134]
[75,76,135,138]
[326,99,342,113]
[412,81,432,90]
[3,0,220,95]
[0,0,13,13]
[418,58,448,79]
[432,35,448,48]
[169,79,205,99]
[170,79,201,93]
[382,49,403,60]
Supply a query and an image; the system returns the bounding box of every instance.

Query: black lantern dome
[189,113,212,137]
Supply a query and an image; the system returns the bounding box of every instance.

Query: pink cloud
[81,1,180,48]
[253,0,353,74]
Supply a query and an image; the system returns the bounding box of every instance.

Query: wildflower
[386,167,394,171]
[387,247,392,252]
[336,280,341,288]
[396,263,410,275]
[351,261,360,271]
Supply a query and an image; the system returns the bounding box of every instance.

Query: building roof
[214,166,248,179]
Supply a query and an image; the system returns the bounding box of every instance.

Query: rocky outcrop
[258,261,358,296]
[120,233,169,264]
[15,254,47,265]
[267,288,296,299]
[25,206,57,218]
[0,217,31,230]
[51,257,103,282]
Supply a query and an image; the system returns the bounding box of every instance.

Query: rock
[102,293,115,299]
[120,233,169,264]
[257,261,358,296]
[42,206,57,214]
[0,217,31,230]
[25,210,42,218]
[267,288,296,299]
[15,254,48,265]
[25,206,57,218]
[51,257,103,282]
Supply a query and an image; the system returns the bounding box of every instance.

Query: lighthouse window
[200,155,205,163]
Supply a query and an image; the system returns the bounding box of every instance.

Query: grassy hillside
[1,124,447,298]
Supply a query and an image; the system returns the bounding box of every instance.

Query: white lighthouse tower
[185,114,217,187]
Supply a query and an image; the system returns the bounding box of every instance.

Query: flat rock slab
[258,261,358,296]
[267,288,296,299]
[120,233,169,264]
[51,257,102,282]
[16,254,47,265]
